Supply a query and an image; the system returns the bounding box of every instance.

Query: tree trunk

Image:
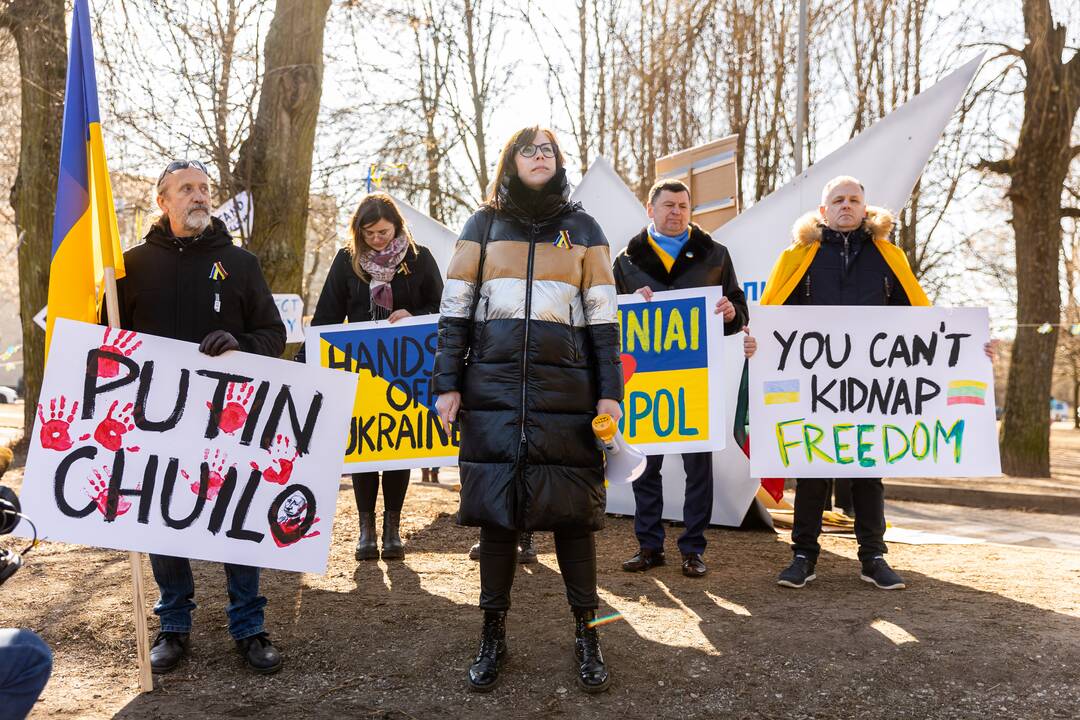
[1,0,67,432]
[234,0,330,296]
[998,0,1080,476]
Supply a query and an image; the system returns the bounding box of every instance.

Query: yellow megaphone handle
[592,413,616,443]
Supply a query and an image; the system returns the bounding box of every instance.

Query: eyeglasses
[157,159,209,189]
[517,142,556,159]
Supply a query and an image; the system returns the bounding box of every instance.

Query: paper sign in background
[749,306,1000,478]
[17,319,357,574]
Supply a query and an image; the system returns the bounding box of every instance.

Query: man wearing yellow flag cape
[749,176,928,592]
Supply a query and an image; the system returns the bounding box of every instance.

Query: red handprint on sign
[85,466,132,518]
[188,449,234,500]
[81,400,139,452]
[96,328,142,378]
[37,396,79,451]
[250,434,298,485]
[207,382,255,434]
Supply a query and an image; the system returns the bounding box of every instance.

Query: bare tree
[0,0,66,431]
[234,0,331,295]
[980,0,1080,476]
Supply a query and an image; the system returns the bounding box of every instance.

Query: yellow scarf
[760,234,930,307]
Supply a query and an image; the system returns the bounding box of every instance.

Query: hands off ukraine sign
[616,287,727,454]
[749,306,1001,478]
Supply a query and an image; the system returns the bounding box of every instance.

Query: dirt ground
[2,453,1079,720]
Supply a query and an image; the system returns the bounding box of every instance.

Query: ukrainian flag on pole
[46,0,125,360]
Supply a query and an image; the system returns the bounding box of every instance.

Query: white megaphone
[592,414,647,485]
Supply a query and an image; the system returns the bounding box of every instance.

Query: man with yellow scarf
[747,175,928,591]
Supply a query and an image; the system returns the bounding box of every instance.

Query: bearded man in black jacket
[613,179,748,579]
[111,160,286,675]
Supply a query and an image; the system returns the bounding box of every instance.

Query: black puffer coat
[433,173,623,532]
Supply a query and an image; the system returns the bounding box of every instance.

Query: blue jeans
[0,629,52,720]
[632,452,714,555]
[149,554,266,641]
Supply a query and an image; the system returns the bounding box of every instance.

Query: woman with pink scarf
[302,192,443,562]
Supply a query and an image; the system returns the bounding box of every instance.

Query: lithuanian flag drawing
[947,380,987,406]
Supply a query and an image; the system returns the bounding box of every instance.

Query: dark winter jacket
[784,207,911,307]
[433,172,623,532]
[113,216,285,357]
[613,224,749,334]
[294,243,443,362]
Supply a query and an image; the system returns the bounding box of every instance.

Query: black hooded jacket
[613,224,749,335]
[294,243,444,362]
[113,216,286,357]
[433,170,623,532]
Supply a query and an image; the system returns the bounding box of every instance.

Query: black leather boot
[467,610,508,692]
[235,632,282,674]
[518,531,537,564]
[150,631,189,673]
[573,609,610,693]
[382,511,405,560]
[355,511,378,561]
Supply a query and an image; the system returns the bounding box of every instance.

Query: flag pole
[101,269,154,693]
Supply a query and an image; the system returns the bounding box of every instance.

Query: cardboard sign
[749,306,1000,478]
[17,319,357,573]
[273,294,305,344]
[617,287,727,454]
[305,315,456,472]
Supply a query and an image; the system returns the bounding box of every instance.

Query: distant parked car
[0,386,16,403]
[1050,399,1070,422]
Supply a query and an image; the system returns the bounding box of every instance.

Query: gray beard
[183,209,211,235]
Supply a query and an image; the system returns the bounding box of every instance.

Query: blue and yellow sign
[307,316,458,472]
[616,287,727,454]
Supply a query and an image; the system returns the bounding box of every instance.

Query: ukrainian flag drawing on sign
[615,287,727,454]
[46,0,126,361]
[306,316,459,472]
[764,380,800,405]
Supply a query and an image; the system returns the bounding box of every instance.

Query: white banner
[273,294,305,344]
[17,318,357,573]
[749,306,1000,478]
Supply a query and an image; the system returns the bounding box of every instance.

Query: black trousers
[791,478,886,562]
[352,470,410,514]
[632,452,713,554]
[478,527,598,612]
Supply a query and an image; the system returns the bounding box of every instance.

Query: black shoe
[778,555,816,588]
[860,556,906,590]
[236,632,282,674]
[622,547,665,572]
[382,511,405,560]
[355,511,378,561]
[573,609,610,693]
[467,611,508,692]
[468,541,481,561]
[518,531,537,564]
[681,552,707,578]
[149,631,189,674]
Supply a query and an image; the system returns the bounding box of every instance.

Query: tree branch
[1063,207,1080,219]
[976,156,1014,175]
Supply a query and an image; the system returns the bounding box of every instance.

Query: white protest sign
[749,306,1000,478]
[213,191,254,238]
[33,306,47,331]
[273,294,305,343]
[16,318,357,573]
